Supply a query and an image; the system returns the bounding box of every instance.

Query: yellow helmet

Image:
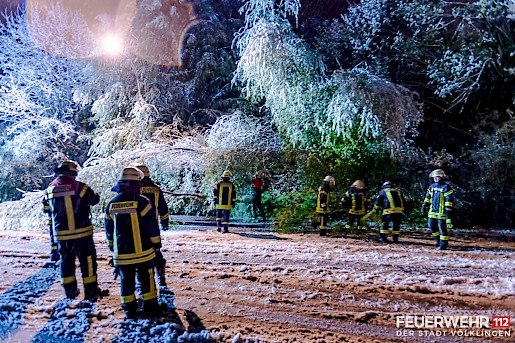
[429,169,446,178]
[134,164,150,177]
[119,167,143,181]
[351,180,365,189]
[222,170,233,178]
[256,170,264,179]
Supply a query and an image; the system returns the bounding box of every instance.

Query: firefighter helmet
[256,170,263,179]
[323,175,335,183]
[382,181,392,188]
[134,164,150,177]
[351,180,365,189]
[429,169,446,178]
[222,170,233,178]
[54,160,79,176]
[119,167,143,181]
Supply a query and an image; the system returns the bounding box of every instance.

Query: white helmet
[429,169,446,178]
[119,167,143,181]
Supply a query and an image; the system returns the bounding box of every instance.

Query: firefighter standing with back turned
[213,170,236,233]
[421,169,454,250]
[134,164,171,292]
[42,161,108,301]
[315,175,335,236]
[341,180,368,230]
[105,167,162,319]
[373,181,405,243]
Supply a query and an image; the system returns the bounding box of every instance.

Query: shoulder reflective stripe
[444,190,454,197]
[428,189,433,196]
[150,236,161,244]
[141,187,159,195]
[140,204,152,217]
[79,185,88,198]
[121,294,136,304]
[47,190,76,198]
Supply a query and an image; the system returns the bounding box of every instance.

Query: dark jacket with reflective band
[105,193,161,266]
[140,177,169,227]
[316,183,331,214]
[213,180,236,210]
[424,182,454,220]
[342,187,367,215]
[42,176,99,241]
[375,186,405,215]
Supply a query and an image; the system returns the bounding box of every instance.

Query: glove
[50,245,60,262]
[108,257,120,280]
[420,204,428,216]
[446,218,453,229]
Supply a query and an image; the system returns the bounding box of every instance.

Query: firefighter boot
[319,229,326,236]
[432,232,440,247]
[438,239,449,251]
[379,233,388,243]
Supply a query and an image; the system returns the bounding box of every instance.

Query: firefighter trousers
[58,236,98,300]
[380,213,402,243]
[428,217,449,249]
[118,260,159,315]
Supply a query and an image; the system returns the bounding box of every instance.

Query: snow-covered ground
[0,228,513,342]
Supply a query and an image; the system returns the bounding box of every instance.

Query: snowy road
[0,228,513,342]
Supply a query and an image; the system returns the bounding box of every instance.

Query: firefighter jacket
[42,176,99,242]
[316,183,332,214]
[341,187,367,215]
[105,182,161,267]
[213,179,236,210]
[374,185,405,216]
[140,177,169,228]
[424,181,454,220]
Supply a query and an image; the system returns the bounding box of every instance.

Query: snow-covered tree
[0,7,92,198]
[233,0,422,153]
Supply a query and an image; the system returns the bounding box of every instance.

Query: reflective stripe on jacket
[140,177,169,226]
[375,187,404,215]
[316,184,331,214]
[42,177,99,241]
[213,180,236,210]
[105,193,161,266]
[424,182,454,220]
[342,188,367,215]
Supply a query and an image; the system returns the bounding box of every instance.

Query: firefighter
[341,180,368,230]
[315,175,335,236]
[42,161,107,300]
[105,167,162,319]
[213,170,236,233]
[252,170,266,221]
[134,164,170,290]
[421,169,454,250]
[374,181,405,243]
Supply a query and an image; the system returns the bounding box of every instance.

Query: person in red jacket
[252,170,266,221]
[42,161,107,301]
